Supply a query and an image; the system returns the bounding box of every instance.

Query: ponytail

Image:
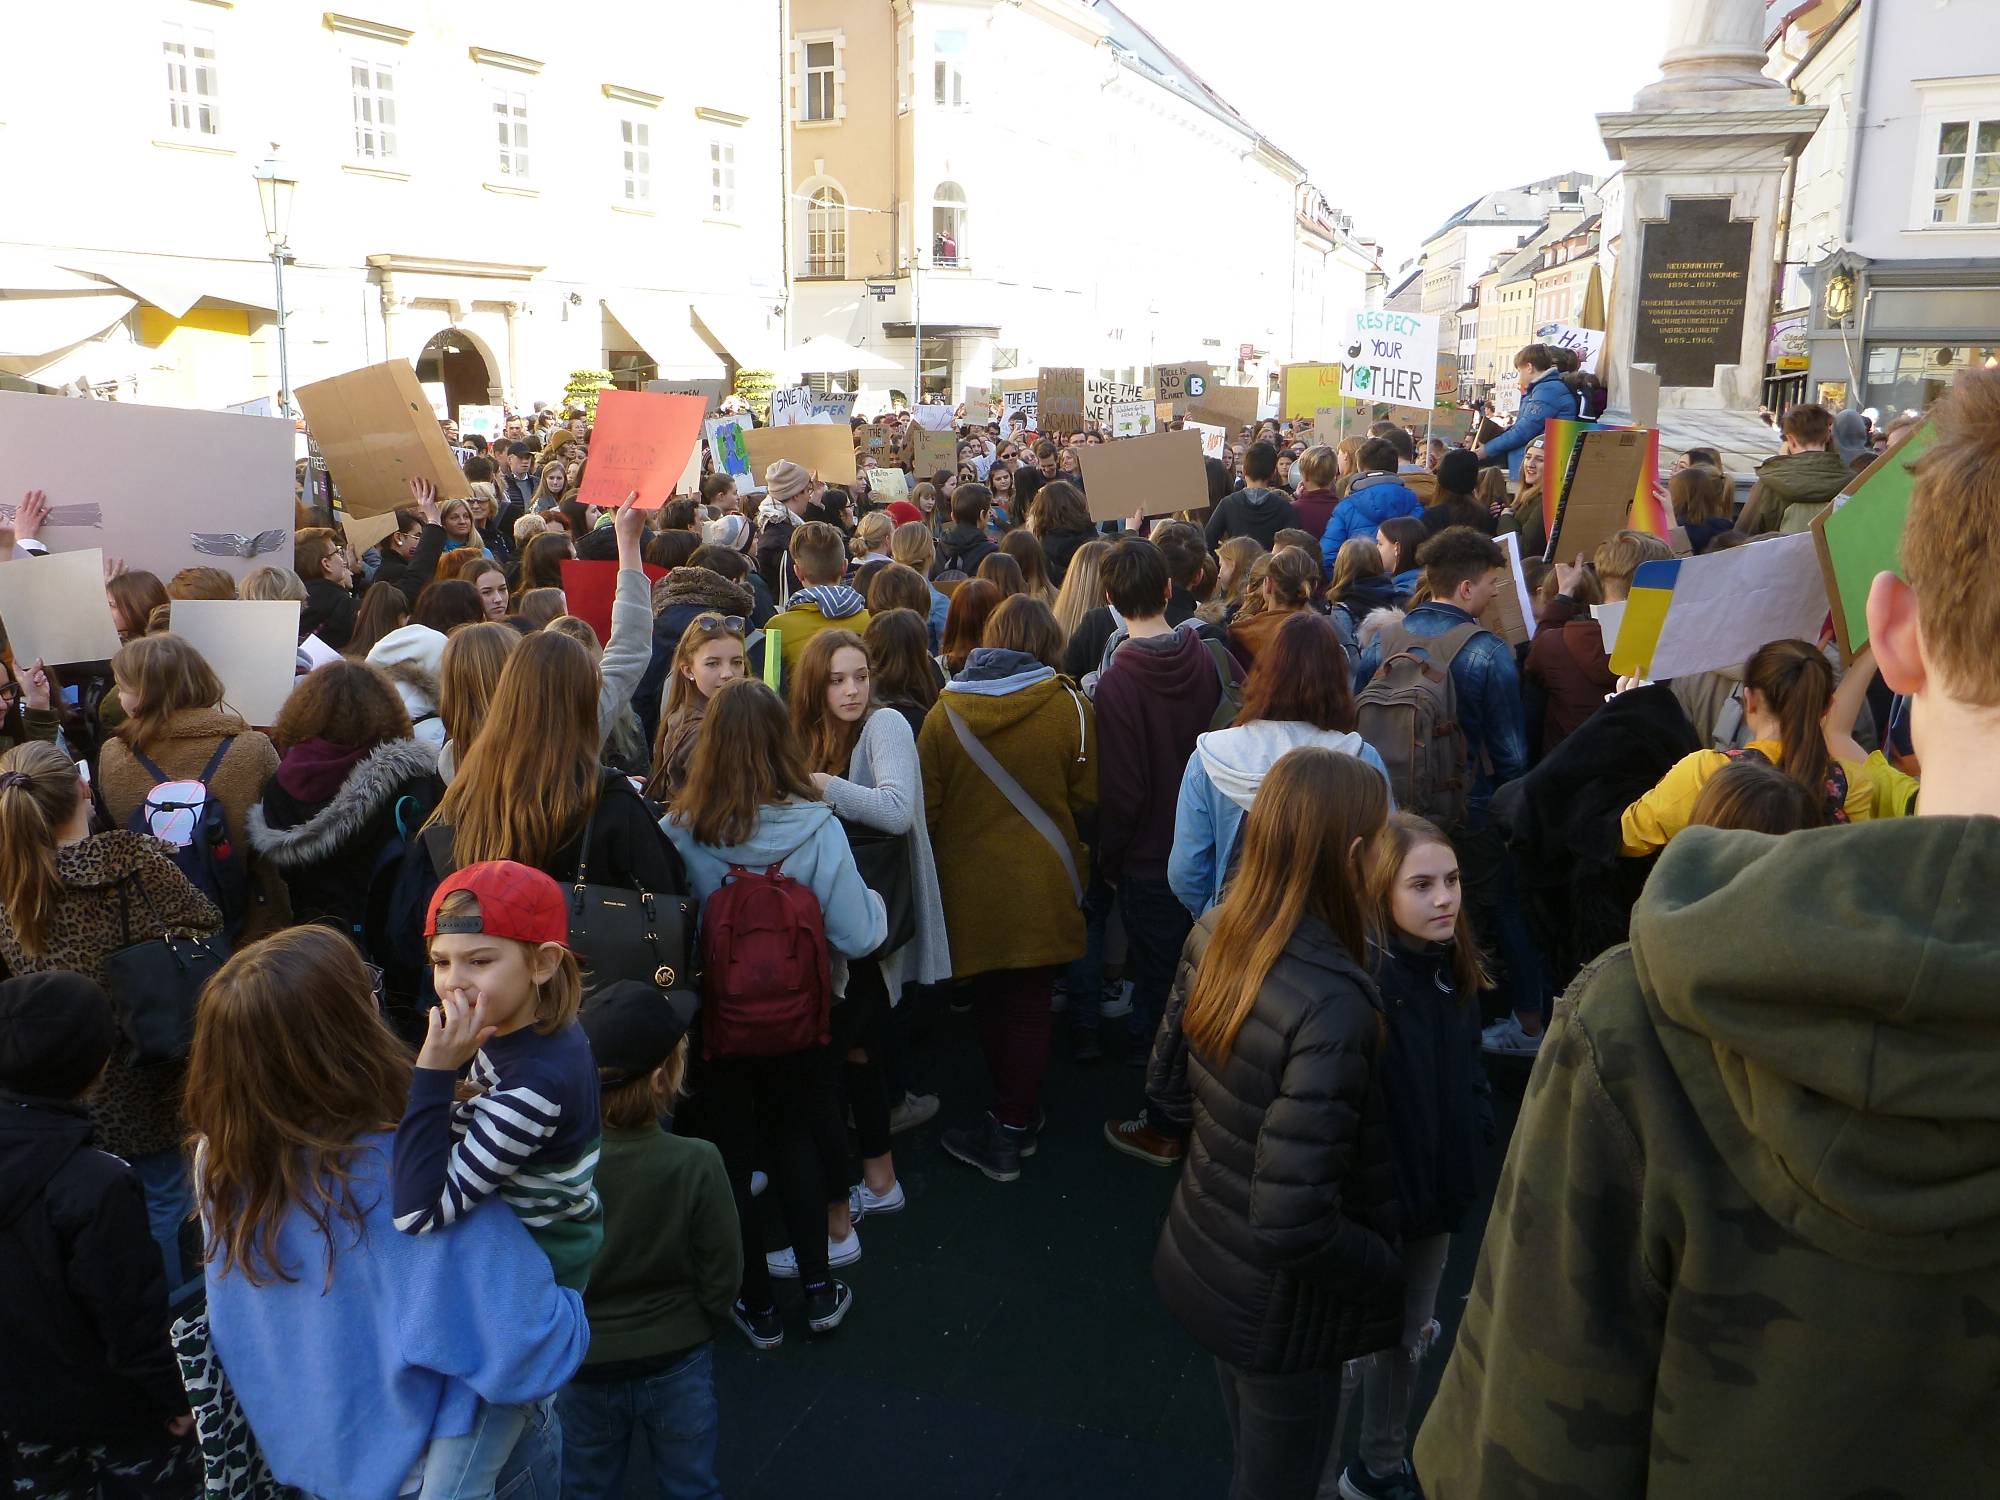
[0,742,78,956]
[1746,640,1833,796]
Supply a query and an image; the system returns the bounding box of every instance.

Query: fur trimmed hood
[652,566,755,617]
[246,737,438,867]
[1357,606,1405,654]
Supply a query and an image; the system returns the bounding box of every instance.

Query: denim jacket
[1480,372,1579,480]
[1356,601,1527,818]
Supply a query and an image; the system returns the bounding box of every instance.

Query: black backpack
[126,739,249,939]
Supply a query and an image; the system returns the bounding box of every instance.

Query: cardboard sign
[0,390,295,580]
[1477,531,1538,648]
[1313,404,1349,445]
[1812,419,1935,660]
[1002,389,1039,429]
[1084,380,1145,424]
[866,468,909,501]
[1037,368,1085,433]
[705,415,755,483]
[1537,323,1606,376]
[1155,401,1176,429]
[962,384,991,414]
[642,378,727,419]
[558,558,670,645]
[1629,366,1662,430]
[1188,421,1225,461]
[1546,428,1648,565]
[0,548,122,666]
[1110,401,1153,439]
[1338,309,1441,408]
[576,390,707,511]
[1075,429,1208,523]
[911,403,956,433]
[1185,384,1259,431]
[339,508,403,558]
[1609,534,1830,680]
[913,428,957,478]
[295,360,472,520]
[1156,363,1208,415]
[168,599,302,727]
[1281,363,1344,420]
[742,422,857,486]
[459,404,504,441]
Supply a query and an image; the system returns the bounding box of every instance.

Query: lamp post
[251,156,298,415]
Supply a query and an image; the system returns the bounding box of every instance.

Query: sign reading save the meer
[1337,310,1441,408]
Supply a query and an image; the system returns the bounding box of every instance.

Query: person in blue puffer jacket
[1476,344,1581,480]
[1319,436,1424,567]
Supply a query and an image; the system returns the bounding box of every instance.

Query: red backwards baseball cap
[425,860,570,948]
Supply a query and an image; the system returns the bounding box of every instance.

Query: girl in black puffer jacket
[1329,813,1495,1500]
[1147,747,1400,1500]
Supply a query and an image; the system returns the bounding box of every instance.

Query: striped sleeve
[391,1064,562,1235]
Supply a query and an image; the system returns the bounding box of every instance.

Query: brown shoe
[1103,1111,1184,1167]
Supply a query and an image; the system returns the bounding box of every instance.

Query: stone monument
[1598,0,1824,416]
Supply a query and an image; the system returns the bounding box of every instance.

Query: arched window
[805,184,847,278]
[931,181,965,266]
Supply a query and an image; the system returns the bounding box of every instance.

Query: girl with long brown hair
[186,925,585,1497]
[998,528,1058,606]
[663,679,887,1345]
[105,568,168,644]
[436,620,519,783]
[862,608,941,734]
[936,577,1001,679]
[1150,748,1396,1499]
[1227,546,1320,663]
[347,579,411,659]
[645,612,747,803]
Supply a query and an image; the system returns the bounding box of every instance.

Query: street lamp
[252,156,298,414]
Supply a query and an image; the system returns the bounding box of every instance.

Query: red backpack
[699,829,831,1059]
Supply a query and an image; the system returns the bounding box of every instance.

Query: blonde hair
[241,566,308,603]
[438,621,519,752]
[890,520,935,572]
[1052,539,1110,642]
[0,742,78,954]
[849,511,894,562]
[1215,535,1265,606]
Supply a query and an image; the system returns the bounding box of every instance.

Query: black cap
[0,973,118,1099]
[1437,448,1482,496]
[580,980,698,1087]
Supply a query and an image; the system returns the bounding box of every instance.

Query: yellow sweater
[767,599,872,684]
[1618,739,1877,856]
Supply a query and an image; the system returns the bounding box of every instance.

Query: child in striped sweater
[392,859,601,1498]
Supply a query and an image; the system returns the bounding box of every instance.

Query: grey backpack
[1355,620,1483,829]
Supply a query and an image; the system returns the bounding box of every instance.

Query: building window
[805,185,847,278]
[920,335,953,404]
[162,21,220,136]
[493,87,530,178]
[349,56,397,161]
[707,128,738,217]
[805,40,837,121]
[1931,119,2000,225]
[932,181,966,266]
[619,117,651,202]
[934,31,968,107]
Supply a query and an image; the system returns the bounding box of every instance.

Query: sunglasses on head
[689,613,747,638]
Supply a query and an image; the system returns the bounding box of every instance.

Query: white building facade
[0,2,786,412]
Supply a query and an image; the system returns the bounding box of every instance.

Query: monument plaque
[1633,198,1754,388]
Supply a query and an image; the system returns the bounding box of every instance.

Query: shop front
[1802,254,2000,414]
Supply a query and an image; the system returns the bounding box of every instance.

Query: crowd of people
[0,343,1984,1500]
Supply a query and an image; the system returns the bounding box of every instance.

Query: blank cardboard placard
[169,599,301,727]
[559,559,669,644]
[1075,430,1207,523]
[578,390,707,510]
[1477,531,1537,647]
[0,549,122,666]
[339,508,402,557]
[1547,428,1647,564]
[743,422,857,486]
[0,391,294,582]
[1037,368,1085,433]
[294,360,471,520]
[1628,366,1662,431]
[1812,418,1934,660]
[913,428,957,478]
[1185,384,1259,431]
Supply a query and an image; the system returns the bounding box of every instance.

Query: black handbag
[564,786,698,999]
[840,819,917,958]
[99,876,229,1068]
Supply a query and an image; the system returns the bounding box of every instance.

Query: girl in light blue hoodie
[661,679,886,1348]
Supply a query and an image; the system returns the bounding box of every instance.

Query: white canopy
[768,334,904,376]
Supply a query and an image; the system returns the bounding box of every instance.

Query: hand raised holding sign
[613,491,646,570]
[13,489,50,542]
[1554,554,1590,598]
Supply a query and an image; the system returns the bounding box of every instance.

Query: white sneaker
[1099,981,1134,1020]
[855,1179,906,1215]
[1481,1015,1544,1057]
[847,1183,867,1223]
[766,1228,863,1280]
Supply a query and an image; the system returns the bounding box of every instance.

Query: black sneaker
[731,1298,784,1350]
[941,1112,1023,1182]
[1072,1027,1103,1063]
[804,1279,853,1335]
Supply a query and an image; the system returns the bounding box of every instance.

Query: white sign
[169,599,303,727]
[459,404,504,441]
[1002,389,1038,429]
[420,381,449,421]
[1536,323,1606,376]
[1188,421,1225,461]
[1337,310,1441,408]
[1494,380,1521,417]
[911,403,956,432]
[771,386,857,427]
[1110,401,1152,439]
[1085,380,1146,425]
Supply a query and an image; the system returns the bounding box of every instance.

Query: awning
[56,254,278,317]
[0,334,143,391]
[691,296,780,371]
[602,293,726,379]
[0,292,137,359]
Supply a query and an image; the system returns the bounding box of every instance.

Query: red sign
[558,558,668,644]
[576,390,706,511]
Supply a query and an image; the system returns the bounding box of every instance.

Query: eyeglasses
[688,613,747,638]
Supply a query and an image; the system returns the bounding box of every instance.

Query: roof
[1420,172,1602,248]
[1089,1,1286,154]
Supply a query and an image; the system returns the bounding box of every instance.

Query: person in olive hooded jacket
[1418,367,2000,1499]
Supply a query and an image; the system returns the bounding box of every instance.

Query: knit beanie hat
[0,973,118,1100]
[702,514,752,551]
[1436,448,1482,498]
[765,459,813,504]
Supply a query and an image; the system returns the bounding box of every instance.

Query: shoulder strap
[196,736,236,785]
[421,822,457,879]
[132,748,169,784]
[942,702,1083,905]
[1201,638,1235,696]
[1427,621,1486,673]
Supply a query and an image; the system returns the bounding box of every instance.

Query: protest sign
[1155,401,1176,429]
[770,385,813,426]
[1188,422,1225,461]
[576,390,707,510]
[1537,323,1606,376]
[459,404,504,441]
[1812,419,1934,660]
[559,559,670,645]
[1085,380,1145,425]
[1609,534,1830,680]
[742,422,857,485]
[1037,368,1085,434]
[642,378,727,419]
[420,382,449,420]
[1477,531,1538,647]
[1629,366,1662,430]
[868,468,911,502]
[1185,384,1259,431]
[169,599,301,727]
[1338,310,1441,408]
[0,548,121,666]
[1156,363,1209,415]
[298,632,343,673]
[338,508,402,557]
[1545,428,1649,564]
[0,390,295,579]
[295,360,471,520]
[856,423,896,464]
[1002,389,1039,430]
[1075,429,1207,523]
[1314,404,1348,444]
[911,403,956,433]
[962,384,991,414]
[1110,401,1153,439]
[705,415,755,484]
[1494,379,1521,417]
[1280,363,1344,420]
[1593,601,1627,657]
[913,428,957,478]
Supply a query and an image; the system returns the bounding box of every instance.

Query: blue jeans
[557,1345,722,1500]
[492,1400,560,1500]
[1063,873,1117,1031]
[130,1146,195,1305]
[422,1401,530,1499]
